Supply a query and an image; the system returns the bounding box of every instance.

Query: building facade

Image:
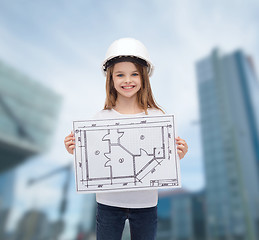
[0,169,15,239]
[157,190,206,240]
[0,59,62,238]
[196,49,259,240]
[0,59,62,173]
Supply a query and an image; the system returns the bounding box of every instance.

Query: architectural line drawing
[73,115,181,193]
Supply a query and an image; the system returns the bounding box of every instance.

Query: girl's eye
[117,74,123,77]
[132,73,139,76]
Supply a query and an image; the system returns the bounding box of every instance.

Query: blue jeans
[96,203,157,240]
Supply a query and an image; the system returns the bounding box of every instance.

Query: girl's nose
[124,76,131,84]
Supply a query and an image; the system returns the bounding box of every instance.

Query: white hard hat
[102,38,154,76]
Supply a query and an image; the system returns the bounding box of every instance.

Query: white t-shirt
[93,108,164,208]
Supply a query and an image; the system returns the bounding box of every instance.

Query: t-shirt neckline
[111,108,145,116]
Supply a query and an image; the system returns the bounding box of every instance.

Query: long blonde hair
[103,62,164,115]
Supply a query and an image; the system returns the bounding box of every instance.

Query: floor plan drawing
[73,114,181,193]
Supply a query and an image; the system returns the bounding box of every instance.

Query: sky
[0,0,259,238]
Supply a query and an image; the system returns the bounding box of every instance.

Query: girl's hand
[176,136,188,160]
[64,131,75,155]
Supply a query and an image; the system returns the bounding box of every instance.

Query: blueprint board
[73,114,181,193]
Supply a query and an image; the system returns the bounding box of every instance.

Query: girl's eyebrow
[114,70,138,74]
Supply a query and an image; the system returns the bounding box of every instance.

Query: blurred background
[0,0,259,239]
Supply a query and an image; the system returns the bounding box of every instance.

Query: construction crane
[27,163,72,239]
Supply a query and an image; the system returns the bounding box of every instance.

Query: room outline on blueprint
[73,114,181,193]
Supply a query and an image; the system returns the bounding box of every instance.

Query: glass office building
[0,59,62,172]
[0,169,15,238]
[157,189,206,240]
[0,59,62,239]
[0,169,15,209]
[196,49,259,240]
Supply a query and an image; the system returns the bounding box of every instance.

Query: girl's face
[112,61,141,100]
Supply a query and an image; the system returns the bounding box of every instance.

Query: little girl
[64,38,188,240]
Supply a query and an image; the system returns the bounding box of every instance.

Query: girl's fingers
[178,144,188,152]
[176,137,188,160]
[64,138,75,146]
[66,135,75,140]
[65,141,75,147]
[177,145,185,150]
[176,139,187,145]
[176,138,188,153]
[67,145,75,154]
[177,144,187,150]
[64,137,75,143]
[178,152,184,160]
[66,132,74,138]
[64,132,75,154]
[177,150,183,155]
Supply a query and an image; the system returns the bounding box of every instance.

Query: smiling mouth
[122,86,135,89]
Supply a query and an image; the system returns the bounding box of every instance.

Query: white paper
[73,114,181,193]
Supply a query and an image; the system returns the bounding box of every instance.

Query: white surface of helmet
[102,38,154,76]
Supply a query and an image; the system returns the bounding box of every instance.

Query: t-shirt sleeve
[91,110,104,119]
[148,108,166,115]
